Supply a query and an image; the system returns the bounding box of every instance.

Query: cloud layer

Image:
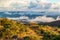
[7,16,60,22]
[0,0,60,11]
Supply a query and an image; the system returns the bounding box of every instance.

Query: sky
[47,0,60,3]
[0,0,60,11]
[0,0,60,7]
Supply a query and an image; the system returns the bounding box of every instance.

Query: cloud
[7,15,57,22]
[7,16,29,20]
[0,0,60,11]
[29,16,55,22]
[0,0,29,7]
[56,16,60,20]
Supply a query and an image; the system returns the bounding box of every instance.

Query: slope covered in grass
[0,18,60,40]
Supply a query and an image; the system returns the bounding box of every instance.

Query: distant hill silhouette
[38,20,60,27]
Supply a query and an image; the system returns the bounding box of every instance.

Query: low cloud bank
[7,15,60,22]
[29,16,55,22]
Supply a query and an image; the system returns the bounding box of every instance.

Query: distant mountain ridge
[38,20,60,27]
[0,11,60,18]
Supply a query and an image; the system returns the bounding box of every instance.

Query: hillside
[38,20,60,27]
[0,18,60,40]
